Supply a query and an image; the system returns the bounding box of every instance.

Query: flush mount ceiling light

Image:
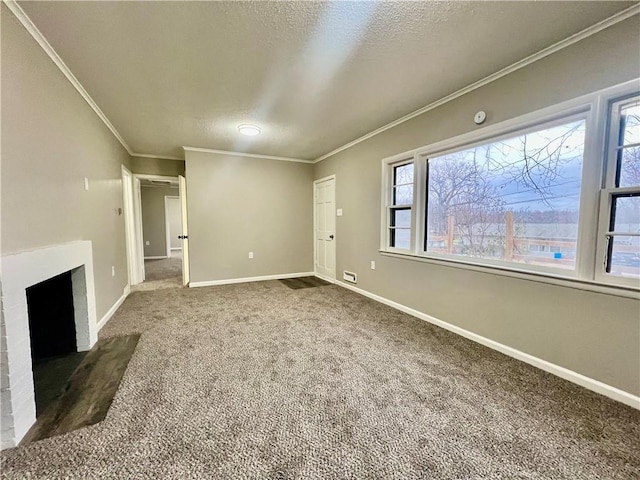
[237,124,261,136]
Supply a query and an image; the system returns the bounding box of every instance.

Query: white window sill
[379,250,640,299]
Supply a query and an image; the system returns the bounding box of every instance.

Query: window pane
[618,146,640,187]
[620,103,640,146]
[394,163,414,185]
[391,228,411,249]
[426,119,585,270]
[391,208,411,228]
[611,194,640,231]
[393,185,413,205]
[607,236,640,279]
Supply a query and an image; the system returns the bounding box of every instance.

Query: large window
[425,118,585,270]
[382,82,640,290]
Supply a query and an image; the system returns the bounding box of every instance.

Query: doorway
[314,175,336,281]
[139,177,181,285]
[121,172,190,289]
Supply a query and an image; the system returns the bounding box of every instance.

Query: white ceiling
[17,1,638,161]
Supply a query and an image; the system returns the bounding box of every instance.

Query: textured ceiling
[18,1,637,160]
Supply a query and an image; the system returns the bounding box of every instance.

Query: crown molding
[313,3,640,164]
[131,153,184,161]
[182,146,313,164]
[3,0,134,156]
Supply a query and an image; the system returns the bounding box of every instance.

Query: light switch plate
[336,208,343,216]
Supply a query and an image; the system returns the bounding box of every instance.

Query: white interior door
[314,176,336,280]
[121,166,141,285]
[179,175,190,286]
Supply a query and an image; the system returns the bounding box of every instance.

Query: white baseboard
[314,272,336,284]
[144,256,168,260]
[97,285,130,331]
[334,280,640,410]
[190,271,315,288]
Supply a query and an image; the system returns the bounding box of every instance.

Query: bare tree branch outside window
[426,120,587,269]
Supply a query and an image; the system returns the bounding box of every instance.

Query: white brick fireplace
[1,241,98,449]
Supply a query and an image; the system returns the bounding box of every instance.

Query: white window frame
[381,155,418,253]
[419,111,590,278]
[380,78,640,294]
[594,95,640,288]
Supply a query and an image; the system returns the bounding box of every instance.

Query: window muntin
[393,163,414,204]
[597,96,640,286]
[387,161,414,250]
[425,119,586,271]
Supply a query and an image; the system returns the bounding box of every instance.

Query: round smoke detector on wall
[474,111,487,125]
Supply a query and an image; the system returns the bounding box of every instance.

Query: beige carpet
[143,250,182,282]
[135,251,183,291]
[1,281,638,479]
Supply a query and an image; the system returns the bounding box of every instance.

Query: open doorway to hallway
[138,178,182,288]
[122,170,189,291]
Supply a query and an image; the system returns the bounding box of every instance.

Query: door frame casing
[313,174,337,282]
[121,166,141,285]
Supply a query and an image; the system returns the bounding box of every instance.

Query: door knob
[329,235,334,240]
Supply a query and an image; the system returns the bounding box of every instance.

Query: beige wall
[185,151,313,283]
[141,186,179,257]
[130,156,185,177]
[313,17,640,396]
[1,5,131,319]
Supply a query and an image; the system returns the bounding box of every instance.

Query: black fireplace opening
[26,270,86,415]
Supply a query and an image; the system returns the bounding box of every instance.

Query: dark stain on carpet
[279,276,330,290]
[20,334,140,445]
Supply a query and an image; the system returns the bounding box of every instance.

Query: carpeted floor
[1,281,638,479]
[134,251,183,292]
[143,250,182,282]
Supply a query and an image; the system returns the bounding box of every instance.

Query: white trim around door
[121,166,142,285]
